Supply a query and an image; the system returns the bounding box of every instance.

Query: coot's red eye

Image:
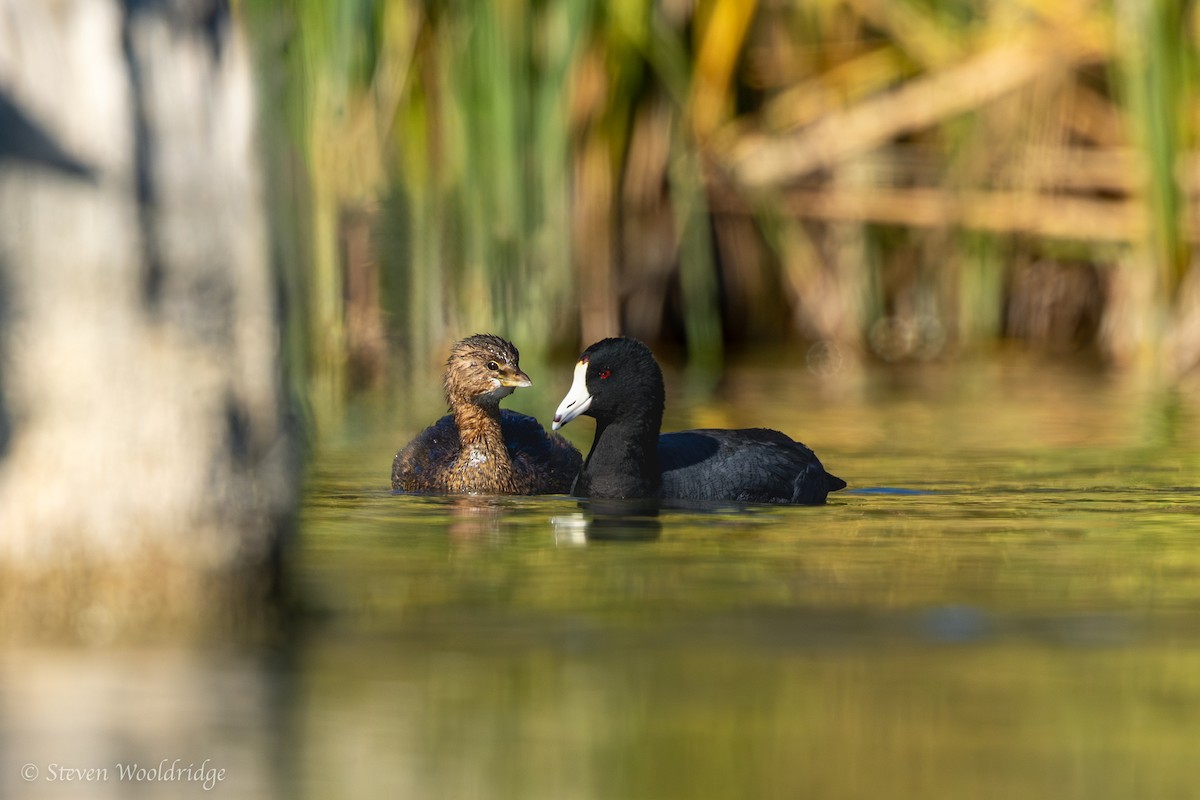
[598,369,611,380]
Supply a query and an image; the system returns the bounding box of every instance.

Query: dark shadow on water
[916,604,991,643]
[577,497,663,541]
[556,491,865,542]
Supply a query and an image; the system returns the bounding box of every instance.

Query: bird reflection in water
[551,497,663,544]
[441,495,663,544]
[444,496,507,542]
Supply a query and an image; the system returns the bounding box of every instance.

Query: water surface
[5,353,1200,800]
[291,352,1200,799]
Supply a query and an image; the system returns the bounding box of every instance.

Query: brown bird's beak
[499,369,532,389]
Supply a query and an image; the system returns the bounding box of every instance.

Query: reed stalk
[242,0,1200,405]
[1115,0,1190,298]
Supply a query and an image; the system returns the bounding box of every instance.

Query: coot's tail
[792,463,847,505]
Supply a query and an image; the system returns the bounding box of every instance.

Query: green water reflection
[291,354,1200,799]
[5,354,1200,800]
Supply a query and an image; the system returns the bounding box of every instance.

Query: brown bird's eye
[486,361,499,371]
[598,369,611,380]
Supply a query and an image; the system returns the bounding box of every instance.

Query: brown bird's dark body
[391,334,581,495]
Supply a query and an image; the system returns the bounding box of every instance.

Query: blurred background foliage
[241,0,1200,421]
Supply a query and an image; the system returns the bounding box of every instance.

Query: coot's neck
[450,401,516,493]
[578,408,663,499]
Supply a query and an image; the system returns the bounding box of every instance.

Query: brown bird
[392,334,581,495]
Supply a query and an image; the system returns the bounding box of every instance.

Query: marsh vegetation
[245,0,1200,423]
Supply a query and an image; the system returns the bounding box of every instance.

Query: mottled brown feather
[392,334,581,494]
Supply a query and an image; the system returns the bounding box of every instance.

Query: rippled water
[287,352,1200,800]
[6,353,1200,799]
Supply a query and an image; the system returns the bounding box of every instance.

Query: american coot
[392,334,581,494]
[552,337,846,504]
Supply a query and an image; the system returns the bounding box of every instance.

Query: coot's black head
[552,337,664,430]
[444,333,531,408]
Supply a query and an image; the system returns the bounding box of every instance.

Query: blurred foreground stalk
[0,0,296,640]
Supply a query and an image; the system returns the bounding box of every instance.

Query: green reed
[1115,0,1192,297]
[243,0,1200,421]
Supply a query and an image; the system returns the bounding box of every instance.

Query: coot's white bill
[552,360,592,430]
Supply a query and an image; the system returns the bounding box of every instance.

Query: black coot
[552,337,845,504]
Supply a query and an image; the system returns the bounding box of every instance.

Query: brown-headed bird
[392,334,581,495]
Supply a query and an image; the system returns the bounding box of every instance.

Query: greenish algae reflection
[299,641,1200,800]
[298,354,1200,800]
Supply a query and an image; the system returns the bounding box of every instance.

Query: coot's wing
[724,428,847,497]
[391,415,460,492]
[500,410,583,494]
[658,428,842,505]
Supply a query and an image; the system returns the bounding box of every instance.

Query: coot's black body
[553,337,845,505]
[656,429,843,505]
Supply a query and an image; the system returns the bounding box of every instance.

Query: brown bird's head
[443,334,532,409]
